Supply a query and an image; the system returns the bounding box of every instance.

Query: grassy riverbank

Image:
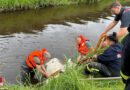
[0,0,129,13]
[0,0,101,12]
[4,62,125,90]
[7,67,124,90]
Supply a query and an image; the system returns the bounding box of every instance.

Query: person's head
[107,32,118,46]
[42,48,51,60]
[76,36,82,44]
[109,1,121,15]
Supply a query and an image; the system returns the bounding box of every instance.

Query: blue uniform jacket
[97,43,123,70]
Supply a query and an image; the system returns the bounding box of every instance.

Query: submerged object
[45,58,65,75]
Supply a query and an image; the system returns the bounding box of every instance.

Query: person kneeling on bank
[85,32,123,77]
[21,48,51,84]
[76,35,94,63]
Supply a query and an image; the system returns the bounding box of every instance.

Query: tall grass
[5,53,125,90]
[0,0,100,12]
[6,63,124,90]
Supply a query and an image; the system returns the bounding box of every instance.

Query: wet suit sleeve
[121,12,130,28]
[97,47,115,62]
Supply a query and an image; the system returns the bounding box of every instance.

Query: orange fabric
[77,35,89,54]
[26,49,46,68]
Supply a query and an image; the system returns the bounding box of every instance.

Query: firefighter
[21,48,51,84]
[101,2,130,89]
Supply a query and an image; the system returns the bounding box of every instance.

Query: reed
[7,62,124,90]
[0,0,100,12]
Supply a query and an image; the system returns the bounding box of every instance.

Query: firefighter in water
[21,48,51,84]
[76,35,94,63]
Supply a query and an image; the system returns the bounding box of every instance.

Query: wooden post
[78,77,121,81]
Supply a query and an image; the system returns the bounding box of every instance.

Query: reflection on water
[0,0,129,84]
[0,2,113,35]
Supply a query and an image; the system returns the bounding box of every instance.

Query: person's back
[21,48,51,85]
[97,43,122,70]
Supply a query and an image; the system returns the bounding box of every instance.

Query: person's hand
[101,31,107,36]
[93,55,97,60]
[101,32,107,39]
[86,59,93,63]
[46,73,50,78]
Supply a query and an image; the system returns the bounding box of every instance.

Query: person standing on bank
[21,48,51,84]
[101,2,130,90]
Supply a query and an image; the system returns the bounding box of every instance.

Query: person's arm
[97,48,115,62]
[86,55,97,63]
[41,64,48,74]
[117,28,127,38]
[77,53,82,63]
[117,12,130,38]
[103,21,119,34]
[36,65,50,78]
[91,45,95,52]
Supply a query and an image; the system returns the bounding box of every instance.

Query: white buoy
[45,58,64,75]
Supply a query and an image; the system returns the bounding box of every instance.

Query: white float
[45,58,65,75]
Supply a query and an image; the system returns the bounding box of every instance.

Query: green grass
[4,63,125,90]
[0,0,100,12]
